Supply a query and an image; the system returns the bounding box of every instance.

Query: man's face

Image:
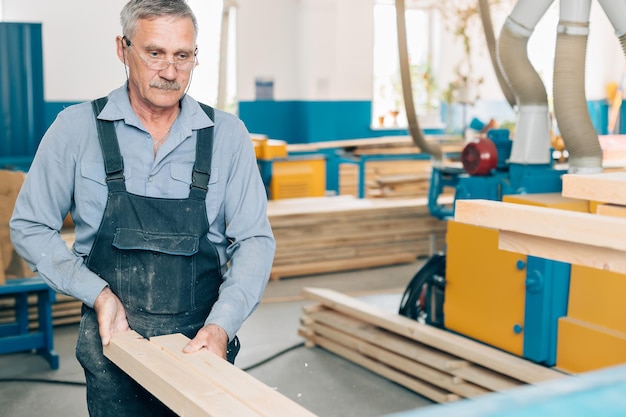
[121,16,196,110]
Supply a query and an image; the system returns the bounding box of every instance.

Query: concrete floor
[0,261,437,417]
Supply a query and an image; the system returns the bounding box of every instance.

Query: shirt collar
[96,83,214,133]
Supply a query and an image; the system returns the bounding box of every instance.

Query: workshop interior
[3,0,626,416]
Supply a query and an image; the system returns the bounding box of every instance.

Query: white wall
[236,0,374,101]
[236,0,298,101]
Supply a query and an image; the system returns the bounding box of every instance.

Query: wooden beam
[301,287,564,384]
[104,330,317,417]
[596,203,626,218]
[150,334,317,417]
[454,199,626,252]
[306,320,490,398]
[498,230,626,274]
[562,172,626,205]
[303,307,469,371]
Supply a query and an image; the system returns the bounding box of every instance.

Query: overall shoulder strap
[189,103,215,200]
[91,97,126,191]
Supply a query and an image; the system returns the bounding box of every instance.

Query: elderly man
[10,1,275,415]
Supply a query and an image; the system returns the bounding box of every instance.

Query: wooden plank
[299,329,460,404]
[303,307,469,370]
[301,287,565,384]
[104,331,261,417]
[596,203,626,218]
[270,253,417,280]
[450,365,524,392]
[150,334,317,417]
[498,230,626,274]
[305,320,490,398]
[267,196,441,217]
[562,172,626,205]
[454,199,626,252]
[105,330,317,417]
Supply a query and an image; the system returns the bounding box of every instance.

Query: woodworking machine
[398,0,626,375]
[402,127,572,367]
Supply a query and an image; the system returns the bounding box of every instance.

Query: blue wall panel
[239,100,414,143]
[0,22,45,163]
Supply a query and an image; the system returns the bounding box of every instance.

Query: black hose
[398,253,446,320]
[241,342,306,372]
[0,377,86,386]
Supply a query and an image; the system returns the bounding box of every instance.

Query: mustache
[149,81,181,90]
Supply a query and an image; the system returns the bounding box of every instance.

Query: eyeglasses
[123,36,197,72]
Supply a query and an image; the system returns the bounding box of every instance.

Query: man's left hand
[183,323,229,359]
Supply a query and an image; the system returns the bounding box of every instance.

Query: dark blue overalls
[75,98,238,417]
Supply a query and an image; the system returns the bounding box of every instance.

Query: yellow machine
[252,137,326,200]
[444,194,590,364]
[414,190,626,373]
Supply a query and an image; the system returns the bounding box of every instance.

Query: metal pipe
[498,0,554,164]
[395,0,443,162]
[478,0,516,109]
[553,0,602,173]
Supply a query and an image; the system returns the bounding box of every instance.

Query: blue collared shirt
[10,85,276,340]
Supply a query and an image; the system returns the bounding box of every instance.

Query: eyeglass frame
[122,36,198,72]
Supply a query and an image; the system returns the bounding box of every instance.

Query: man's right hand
[93,287,130,346]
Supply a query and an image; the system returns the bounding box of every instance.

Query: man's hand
[93,287,130,346]
[183,323,229,359]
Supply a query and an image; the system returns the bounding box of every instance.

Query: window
[187,0,238,113]
[372,1,442,129]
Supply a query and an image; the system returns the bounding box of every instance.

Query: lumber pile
[339,160,436,198]
[267,196,448,279]
[299,288,565,404]
[104,330,317,417]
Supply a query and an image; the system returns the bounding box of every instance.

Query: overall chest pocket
[170,164,220,223]
[112,228,200,314]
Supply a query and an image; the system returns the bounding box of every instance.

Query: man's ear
[116,35,127,65]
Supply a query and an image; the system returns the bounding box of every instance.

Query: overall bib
[76,98,238,417]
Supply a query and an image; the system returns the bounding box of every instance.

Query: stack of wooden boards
[339,160,435,199]
[299,287,565,404]
[104,330,317,417]
[268,196,448,279]
[454,172,626,374]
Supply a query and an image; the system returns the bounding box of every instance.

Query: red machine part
[461,137,498,176]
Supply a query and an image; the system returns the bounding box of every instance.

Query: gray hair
[120,0,198,40]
